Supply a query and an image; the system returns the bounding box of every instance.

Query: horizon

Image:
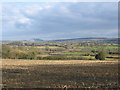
[1,36,118,41]
[2,2,118,40]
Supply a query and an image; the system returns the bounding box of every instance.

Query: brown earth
[1,59,119,88]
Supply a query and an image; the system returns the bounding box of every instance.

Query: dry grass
[2,59,118,66]
[1,59,119,88]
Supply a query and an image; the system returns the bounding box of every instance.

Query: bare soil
[1,59,119,88]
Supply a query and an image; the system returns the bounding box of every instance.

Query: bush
[42,55,66,60]
[95,50,106,60]
[27,52,36,59]
[17,52,28,59]
[36,55,91,60]
[2,45,37,59]
[2,45,11,59]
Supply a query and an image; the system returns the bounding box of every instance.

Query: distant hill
[2,37,118,43]
[100,38,118,44]
[29,37,118,43]
[32,38,44,41]
[50,37,108,42]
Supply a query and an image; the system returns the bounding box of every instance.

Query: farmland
[1,38,120,88]
[2,59,119,88]
[1,39,119,60]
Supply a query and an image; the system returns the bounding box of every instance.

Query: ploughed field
[1,59,119,88]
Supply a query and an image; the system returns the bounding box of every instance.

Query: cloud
[2,2,118,40]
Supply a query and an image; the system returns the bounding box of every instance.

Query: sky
[2,2,118,40]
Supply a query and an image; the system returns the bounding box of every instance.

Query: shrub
[42,55,66,60]
[27,52,36,59]
[95,50,106,60]
[2,45,11,59]
[36,55,90,60]
[17,52,28,59]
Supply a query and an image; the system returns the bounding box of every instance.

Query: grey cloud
[2,2,118,40]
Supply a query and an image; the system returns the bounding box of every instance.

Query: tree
[27,51,36,59]
[2,45,11,59]
[95,49,106,60]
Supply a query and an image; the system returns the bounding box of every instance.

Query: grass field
[35,46,63,49]
[52,52,88,55]
[2,59,119,88]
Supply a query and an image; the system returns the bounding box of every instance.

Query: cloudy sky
[2,2,118,40]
